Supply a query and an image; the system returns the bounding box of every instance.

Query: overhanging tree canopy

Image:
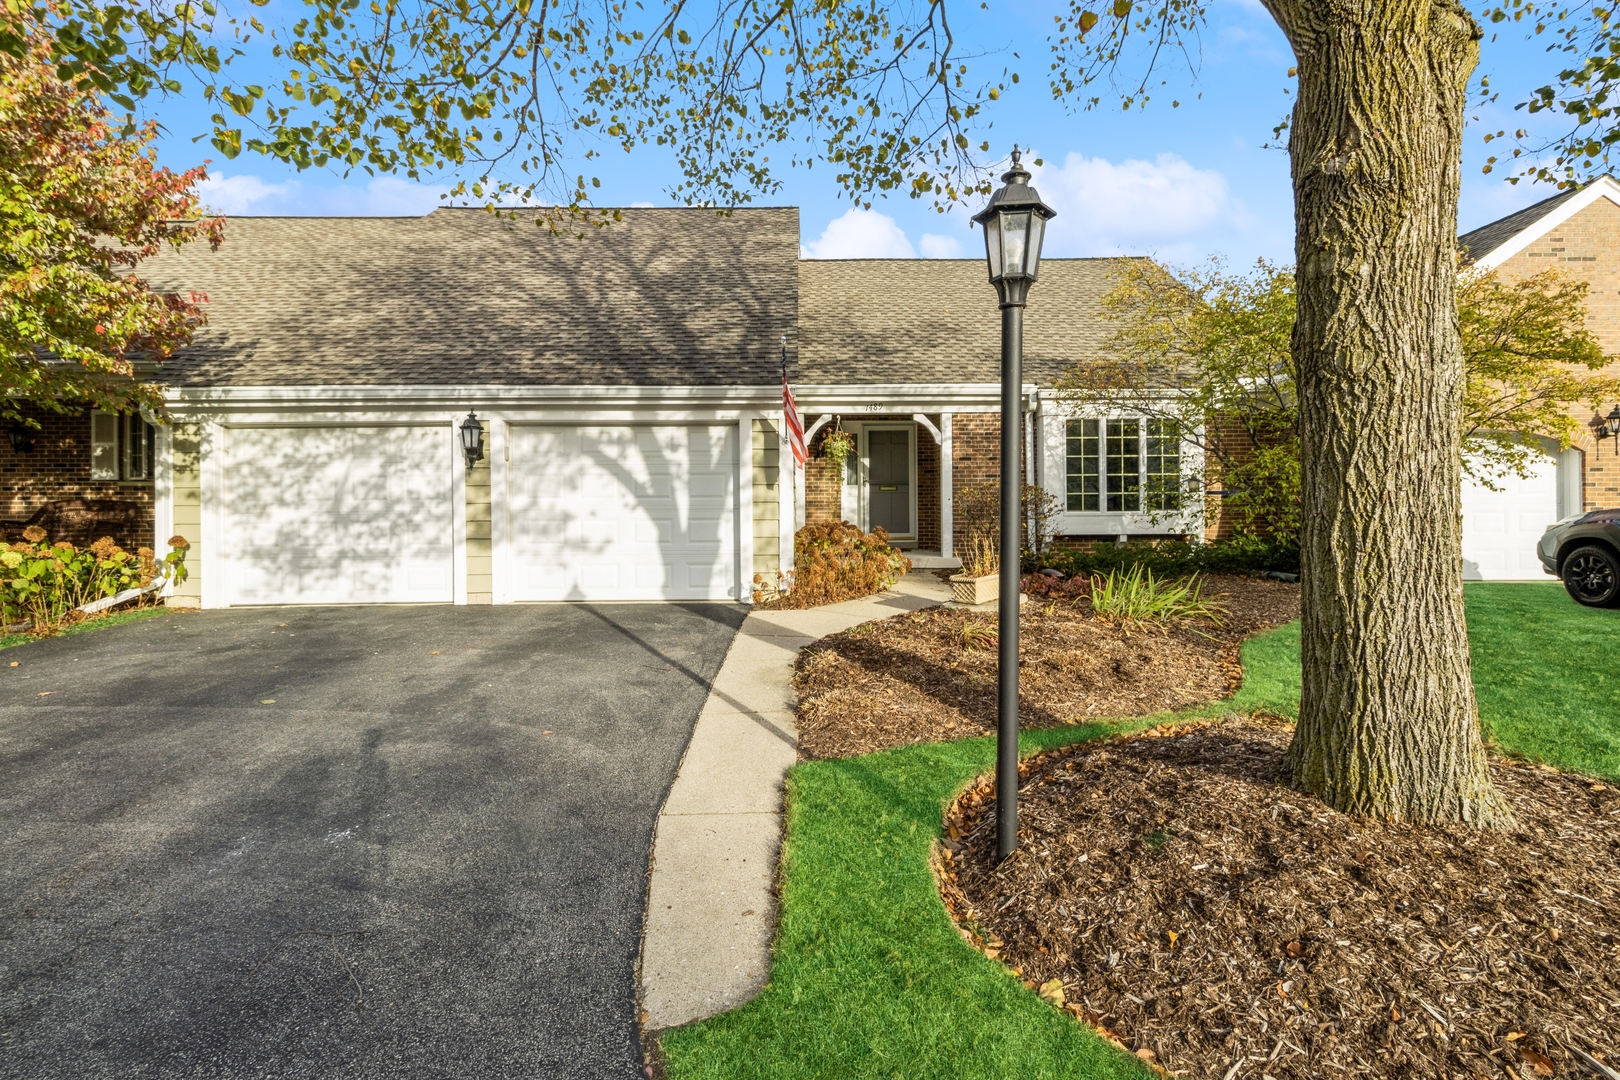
[0,16,223,422]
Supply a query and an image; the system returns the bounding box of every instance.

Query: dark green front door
[867,429,912,537]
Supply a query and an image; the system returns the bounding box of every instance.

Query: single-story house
[132,206,1204,608]
[3,193,1612,606]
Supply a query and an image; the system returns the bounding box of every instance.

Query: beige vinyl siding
[752,419,780,590]
[466,422,492,603]
[168,423,203,606]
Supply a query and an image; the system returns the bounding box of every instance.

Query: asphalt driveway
[0,603,745,1080]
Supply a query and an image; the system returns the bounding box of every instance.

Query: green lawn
[1465,583,1620,781]
[0,605,174,650]
[659,584,1619,1079]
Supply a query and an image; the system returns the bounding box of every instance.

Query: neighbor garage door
[508,425,738,602]
[223,425,455,605]
[1460,449,1559,580]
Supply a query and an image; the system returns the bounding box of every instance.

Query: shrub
[1087,565,1225,628]
[1032,533,1300,579]
[758,522,911,608]
[955,482,1062,557]
[1,533,189,632]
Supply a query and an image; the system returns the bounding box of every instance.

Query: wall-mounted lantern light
[1591,405,1620,455]
[7,423,34,454]
[460,410,485,468]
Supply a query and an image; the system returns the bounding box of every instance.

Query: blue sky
[150,0,1579,269]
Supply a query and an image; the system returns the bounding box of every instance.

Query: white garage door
[1461,450,1559,580]
[508,425,738,602]
[224,425,454,605]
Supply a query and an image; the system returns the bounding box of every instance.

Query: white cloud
[194,172,442,217]
[1027,151,1256,260]
[801,208,916,258]
[918,232,967,259]
[195,173,298,214]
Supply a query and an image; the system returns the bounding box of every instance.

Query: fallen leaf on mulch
[793,574,1299,759]
[941,716,1620,1080]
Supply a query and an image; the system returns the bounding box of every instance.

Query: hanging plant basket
[822,428,856,481]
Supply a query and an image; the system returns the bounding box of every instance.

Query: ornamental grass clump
[758,521,911,608]
[1087,564,1224,630]
[1,529,189,633]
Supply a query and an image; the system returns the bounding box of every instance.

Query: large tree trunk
[1264,0,1512,826]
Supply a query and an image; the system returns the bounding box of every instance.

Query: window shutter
[90,411,118,480]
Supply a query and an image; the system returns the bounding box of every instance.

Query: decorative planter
[949,573,998,606]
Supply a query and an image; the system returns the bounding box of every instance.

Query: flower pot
[949,572,999,606]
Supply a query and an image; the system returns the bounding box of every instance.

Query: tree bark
[1262,0,1512,825]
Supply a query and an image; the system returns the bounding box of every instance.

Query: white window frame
[90,410,156,481]
[1039,396,1203,538]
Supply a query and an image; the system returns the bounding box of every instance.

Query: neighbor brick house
[1460,175,1620,516]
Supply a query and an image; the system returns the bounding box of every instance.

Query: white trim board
[168,383,784,410]
[1470,176,1620,270]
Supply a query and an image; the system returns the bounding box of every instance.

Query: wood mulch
[792,574,1300,760]
[939,716,1620,1080]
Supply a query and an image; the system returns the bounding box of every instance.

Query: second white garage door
[507,425,738,601]
[1461,450,1560,581]
[224,425,455,605]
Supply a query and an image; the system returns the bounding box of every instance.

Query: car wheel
[1561,545,1620,608]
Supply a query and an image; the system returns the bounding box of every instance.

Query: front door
[866,427,913,540]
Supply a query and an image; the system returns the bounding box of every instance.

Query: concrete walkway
[639,571,953,1030]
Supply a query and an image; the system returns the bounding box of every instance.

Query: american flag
[781,337,807,466]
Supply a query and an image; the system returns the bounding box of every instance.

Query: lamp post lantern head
[972,147,1057,308]
[460,410,485,468]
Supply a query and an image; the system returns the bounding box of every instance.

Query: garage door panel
[225,426,453,605]
[1461,451,1559,581]
[509,425,737,602]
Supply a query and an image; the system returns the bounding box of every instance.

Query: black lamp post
[460,410,485,468]
[972,147,1056,862]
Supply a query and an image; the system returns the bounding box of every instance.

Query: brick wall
[0,407,154,547]
[1491,195,1620,510]
[804,423,844,524]
[948,413,1037,557]
[1202,412,1256,541]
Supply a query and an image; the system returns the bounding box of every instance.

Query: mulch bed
[792,574,1300,760]
[940,716,1620,1080]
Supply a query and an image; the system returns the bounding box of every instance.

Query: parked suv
[1538,509,1620,607]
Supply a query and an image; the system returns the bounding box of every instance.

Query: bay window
[1065,417,1182,514]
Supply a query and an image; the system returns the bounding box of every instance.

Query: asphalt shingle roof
[143,207,800,386]
[1458,185,1583,262]
[796,257,1141,386]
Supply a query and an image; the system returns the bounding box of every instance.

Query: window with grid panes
[1145,419,1181,511]
[1065,419,1099,511]
[1105,419,1140,511]
[1063,417,1181,514]
[89,411,155,481]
